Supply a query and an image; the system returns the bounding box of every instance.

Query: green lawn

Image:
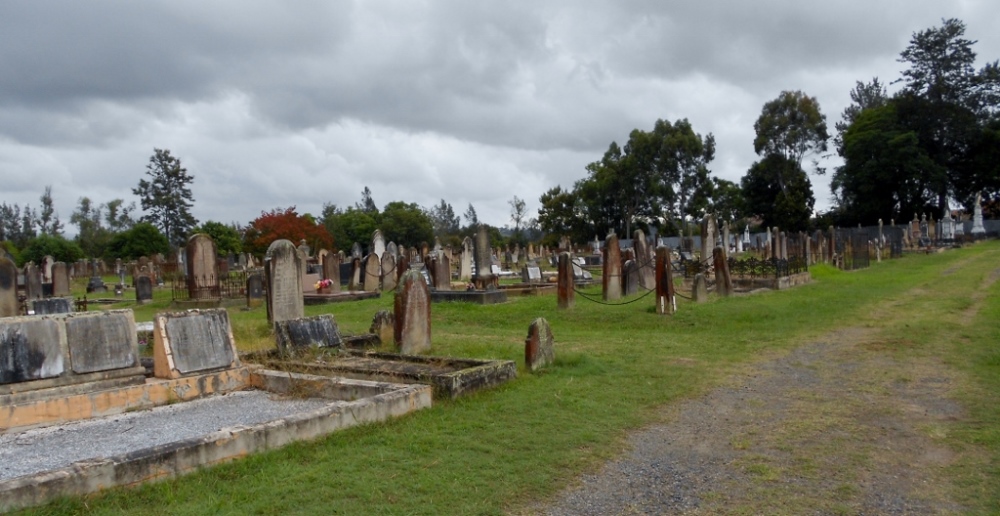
[23,242,1000,514]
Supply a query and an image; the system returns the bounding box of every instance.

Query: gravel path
[536,327,966,515]
[0,391,332,481]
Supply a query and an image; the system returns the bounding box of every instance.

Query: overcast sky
[2,1,998,238]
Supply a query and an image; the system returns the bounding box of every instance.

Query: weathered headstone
[351,242,363,260]
[349,258,362,290]
[602,233,622,301]
[265,239,304,325]
[633,229,655,290]
[713,246,732,297]
[0,257,18,317]
[24,263,43,300]
[381,253,398,292]
[135,275,154,304]
[655,246,675,315]
[972,192,986,236]
[31,298,72,315]
[186,233,220,299]
[370,309,394,346]
[701,215,716,262]
[521,264,542,284]
[0,317,63,383]
[524,317,554,372]
[51,262,70,297]
[430,253,451,291]
[394,269,431,354]
[692,273,708,303]
[473,224,494,289]
[371,230,386,261]
[322,252,342,293]
[246,273,264,308]
[152,309,239,379]
[557,252,574,310]
[363,253,381,292]
[274,314,343,355]
[623,259,639,296]
[65,310,138,374]
[459,237,473,281]
[386,241,399,259]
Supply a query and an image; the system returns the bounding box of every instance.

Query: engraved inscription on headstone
[265,239,304,324]
[65,310,138,374]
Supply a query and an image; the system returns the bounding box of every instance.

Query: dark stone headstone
[153,309,238,378]
[51,262,70,297]
[247,273,264,308]
[86,275,107,294]
[31,298,72,315]
[0,318,63,383]
[394,269,431,354]
[655,246,675,315]
[431,253,450,291]
[0,257,18,317]
[24,264,43,300]
[135,276,154,304]
[65,310,138,374]
[525,317,555,372]
[274,314,343,355]
[557,252,574,310]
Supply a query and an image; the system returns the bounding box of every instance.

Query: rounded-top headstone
[265,239,304,324]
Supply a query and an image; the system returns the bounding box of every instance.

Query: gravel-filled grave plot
[0,390,332,481]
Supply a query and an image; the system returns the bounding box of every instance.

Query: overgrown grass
[20,243,1000,514]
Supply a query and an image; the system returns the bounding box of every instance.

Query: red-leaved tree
[244,207,334,258]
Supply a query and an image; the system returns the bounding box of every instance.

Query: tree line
[539,18,999,240]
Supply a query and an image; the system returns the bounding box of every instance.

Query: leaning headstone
[369,309,395,346]
[394,269,431,354]
[0,257,18,317]
[31,298,72,315]
[557,252,574,310]
[265,239,304,325]
[381,253,398,292]
[186,233,219,299]
[135,275,154,304]
[602,233,622,301]
[51,262,70,297]
[525,317,555,372]
[274,314,343,355]
[363,253,381,292]
[692,273,708,303]
[152,309,239,379]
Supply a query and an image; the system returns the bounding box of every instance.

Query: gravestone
[265,239,304,325]
[24,264,43,300]
[51,262,70,297]
[41,255,54,284]
[521,264,542,284]
[363,253,381,292]
[602,233,622,301]
[0,317,63,383]
[473,224,494,289]
[557,252,574,309]
[349,258,362,290]
[152,309,239,379]
[972,192,986,236]
[381,253,398,292]
[394,269,431,354]
[65,310,138,373]
[692,273,708,303]
[431,253,451,291]
[524,317,555,372]
[274,314,343,355]
[351,242,363,260]
[31,298,72,315]
[372,230,386,261]
[370,309,395,345]
[623,259,639,296]
[701,215,716,262]
[655,246,675,315]
[633,229,655,290]
[186,233,219,299]
[135,275,154,304]
[322,252,342,293]
[246,273,264,308]
[713,247,732,297]
[459,237,473,281]
[386,241,399,259]
[0,257,18,317]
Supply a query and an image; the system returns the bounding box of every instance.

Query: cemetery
[1,221,999,513]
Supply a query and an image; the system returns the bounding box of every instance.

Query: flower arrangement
[315,278,334,290]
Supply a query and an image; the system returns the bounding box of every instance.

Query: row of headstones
[0,257,74,318]
[0,308,240,389]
